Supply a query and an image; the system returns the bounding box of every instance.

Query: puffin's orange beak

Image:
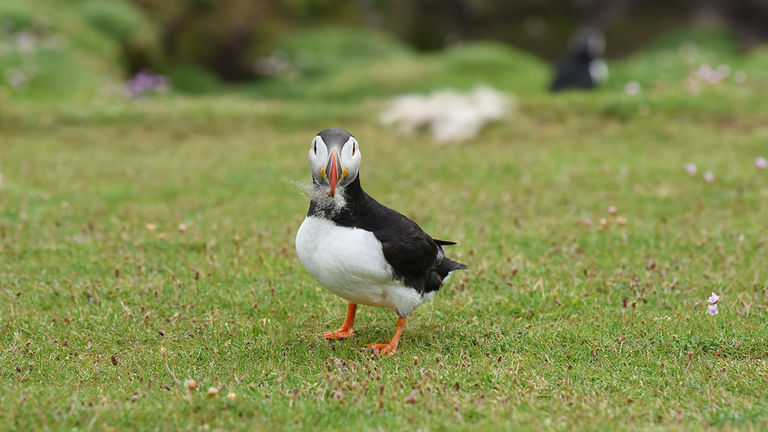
[325,150,341,197]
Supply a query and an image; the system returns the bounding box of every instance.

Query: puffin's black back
[308,176,466,294]
[550,50,595,92]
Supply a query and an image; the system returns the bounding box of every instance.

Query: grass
[2,19,768,431]
[2,90,768,430]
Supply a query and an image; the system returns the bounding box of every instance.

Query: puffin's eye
[352,142,356,156]
[313,142,317,155]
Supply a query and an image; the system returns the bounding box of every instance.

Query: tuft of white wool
[294,181,348,217]
[379,86,511,143]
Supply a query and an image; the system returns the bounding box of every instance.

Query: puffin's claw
[362,317,406,355]
[322,303,357,340]
[323,328,354,340]
[363,343,397,355]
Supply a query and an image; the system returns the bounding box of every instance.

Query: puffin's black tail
[438,258,467,277]
[434,239,467,281]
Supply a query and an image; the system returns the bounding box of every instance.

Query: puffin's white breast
[295,216,423,316]
[589,59,608,83]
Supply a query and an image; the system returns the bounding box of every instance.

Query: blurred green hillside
[1,0,768,113]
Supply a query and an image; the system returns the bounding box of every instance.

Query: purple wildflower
[124,69,170,98]
[707,292,719,304]
[685,163,697,175]
[756,157,767,170]
[703,171,714,183]
[708,304,718,316]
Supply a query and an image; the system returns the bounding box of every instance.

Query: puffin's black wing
[367,205,466,294]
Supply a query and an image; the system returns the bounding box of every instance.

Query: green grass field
[2,21,768,431]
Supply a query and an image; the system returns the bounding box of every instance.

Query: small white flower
[685,163,697,175]
[716,64,731,79]
[707,292,719,304]
[624,81,641,96]
[703,171,714,183]
[697,64,713,80]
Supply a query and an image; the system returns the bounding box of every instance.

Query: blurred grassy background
[2,0,768,105]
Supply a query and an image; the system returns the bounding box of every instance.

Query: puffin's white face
[308,134,361,197]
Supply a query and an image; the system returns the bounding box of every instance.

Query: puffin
[550,27,608,92]
[295,128,466,355]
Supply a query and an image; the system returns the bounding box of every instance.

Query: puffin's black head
[570,27,605,59]
[308,128,361,197]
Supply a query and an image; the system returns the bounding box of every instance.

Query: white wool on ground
[379,86,511,143]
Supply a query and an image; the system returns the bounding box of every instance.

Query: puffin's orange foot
[323,328,354,340]
[363,343,397,355]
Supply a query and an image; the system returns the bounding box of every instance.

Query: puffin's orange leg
[323,303,357,340]
[365,317,406,355]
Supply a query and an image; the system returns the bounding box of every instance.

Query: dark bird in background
[550,27,608,92]
[295,128,466,355]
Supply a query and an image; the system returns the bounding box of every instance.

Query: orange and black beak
[325,149,342,197]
